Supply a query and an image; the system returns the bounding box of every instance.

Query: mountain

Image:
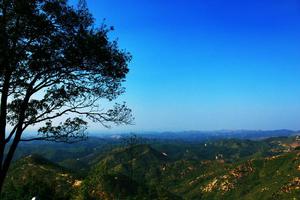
[81,144,181,200]
[160,151,300,199]
[137,129,299,141]
[1,154,80,200]
[79,137,300,199]
[2,135,300,199]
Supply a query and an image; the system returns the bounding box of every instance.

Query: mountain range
[1,130,300,199]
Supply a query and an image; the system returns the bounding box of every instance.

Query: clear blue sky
[71,0,300,131]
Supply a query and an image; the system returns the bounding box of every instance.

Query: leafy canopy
[0,0,133,142]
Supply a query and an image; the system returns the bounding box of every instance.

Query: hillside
[76,137,300,199]
[1,136,300,199]
[81,144,180,200]
[1,155,80,200]
[162,152,300,199]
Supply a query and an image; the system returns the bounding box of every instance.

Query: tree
[0,0,133,192]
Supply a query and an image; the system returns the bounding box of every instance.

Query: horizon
[87,128,300,135]
[3,1,300,199]
[25,129,300,137]
[24,128,300,137]
[65,0,300,132]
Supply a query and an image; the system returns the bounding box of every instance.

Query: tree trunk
[0,130,22,194]
[0,168,7,194]
[0,1,10,193]
[0,84,32,193]
[0,0,9,169]
[0,76,11,194]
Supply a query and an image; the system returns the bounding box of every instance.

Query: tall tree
[0,0,133,192]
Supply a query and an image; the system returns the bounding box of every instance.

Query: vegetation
[1,154,76,200]
[1,135,300,199]
[0,0,132,192]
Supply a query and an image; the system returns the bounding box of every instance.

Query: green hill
[1,154,80,200]
[80,143,300,199]
[2,137,300,199]
[80,144,181,200]
[159,151,300,199]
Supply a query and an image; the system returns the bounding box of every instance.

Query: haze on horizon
[67,0,300,132]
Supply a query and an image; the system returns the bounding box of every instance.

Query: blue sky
[70,0,300,131]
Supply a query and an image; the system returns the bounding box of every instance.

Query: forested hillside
[2,135,300,199]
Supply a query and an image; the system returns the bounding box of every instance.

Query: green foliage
[81,144,175,199]
[1,0,132,143]
[1,155,76,200]
[2,137,300,199]
[0,0,132,192]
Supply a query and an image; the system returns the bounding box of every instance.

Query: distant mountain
[135,129,299,141]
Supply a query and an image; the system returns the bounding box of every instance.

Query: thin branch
[20,137,86,144]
